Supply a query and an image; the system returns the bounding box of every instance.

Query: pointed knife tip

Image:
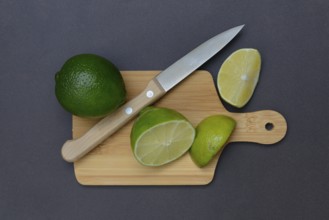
[229,24,245,33]
[232,24,245,33]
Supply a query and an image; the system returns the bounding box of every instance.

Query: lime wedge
[131,107,195,166]
[190,115,236,167]
[217,48,261,108]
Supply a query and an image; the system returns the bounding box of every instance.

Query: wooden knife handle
[229,110,287,144]
[61,79,166,162]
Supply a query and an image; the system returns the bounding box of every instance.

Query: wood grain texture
[73,70,287,185]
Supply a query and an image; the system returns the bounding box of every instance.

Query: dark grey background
[1,0,328,219]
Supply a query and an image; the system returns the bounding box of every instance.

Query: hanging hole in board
[265,122,274,131]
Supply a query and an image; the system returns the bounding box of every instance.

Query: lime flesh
[217,48,261,108]
[131,107,195,166]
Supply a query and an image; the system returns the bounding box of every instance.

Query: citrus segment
[131,107,195,166]
[190,115,236,167]
[217,48,261,108]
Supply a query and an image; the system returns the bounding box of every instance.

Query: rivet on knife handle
[61,79,165,162]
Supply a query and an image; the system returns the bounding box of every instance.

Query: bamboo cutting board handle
[228,110,287,144]
[61,79,166,162]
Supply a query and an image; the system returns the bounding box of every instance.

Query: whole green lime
[55,54,126,118]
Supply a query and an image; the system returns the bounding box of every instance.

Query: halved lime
[131,107,195,166]
[217,48,261,108]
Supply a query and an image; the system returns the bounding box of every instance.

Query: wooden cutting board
[73,70,287,185]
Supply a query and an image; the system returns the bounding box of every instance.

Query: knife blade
[61,25,244,162]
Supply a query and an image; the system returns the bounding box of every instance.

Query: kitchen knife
[61,25,244,162]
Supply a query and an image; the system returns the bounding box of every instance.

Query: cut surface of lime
[131,107,195,166]
[217,48,261,108]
